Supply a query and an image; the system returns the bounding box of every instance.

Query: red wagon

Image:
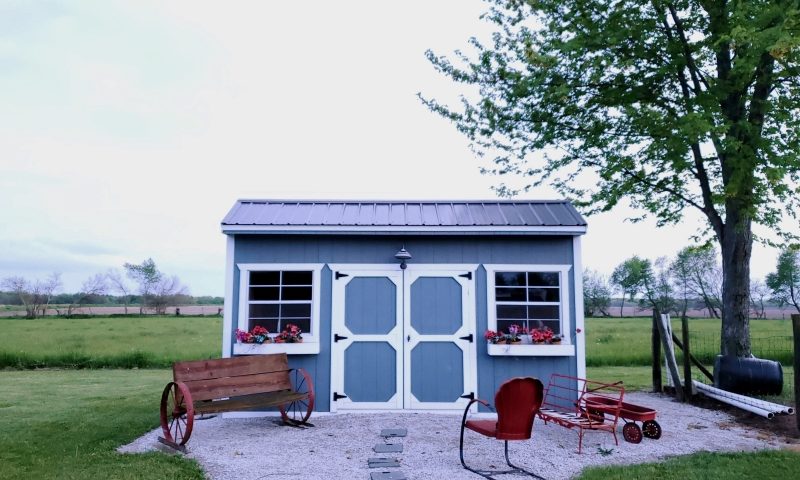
[585,395,661,443]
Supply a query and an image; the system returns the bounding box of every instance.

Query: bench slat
[183,371,292,402]
[194,391,308,414]
[173,354,290,382]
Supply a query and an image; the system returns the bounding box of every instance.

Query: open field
[586,316,795,366]
[0,316,220,368]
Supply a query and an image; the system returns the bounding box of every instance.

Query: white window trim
[235,263,324,355]
[485,264,575,357]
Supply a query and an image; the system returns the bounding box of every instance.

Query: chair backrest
[494,377,544,440]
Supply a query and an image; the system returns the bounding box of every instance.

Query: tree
[611,256,649,317]
[123,259,187,314]
[424,1,800,357]
[106,269,133,314]
[65,273,108,316]
[640,257,677,315]
[1,273,62,318]
[670,245,723,318]
[124,258,162,314]
[750,278,771,319]
[766,247,800,313]
[583,269,612,316]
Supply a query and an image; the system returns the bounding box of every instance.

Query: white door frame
[402,264,478,410]
[329,263,478,411]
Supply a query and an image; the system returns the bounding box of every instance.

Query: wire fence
[686,333,795,366]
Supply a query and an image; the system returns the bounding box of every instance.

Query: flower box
[487,343,575,357]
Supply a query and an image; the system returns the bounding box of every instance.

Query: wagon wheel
[622,422,642,444]
[160,382,194,446]
[279,368,315,424]
[642,420,662,440]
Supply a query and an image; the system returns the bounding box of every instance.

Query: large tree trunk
[719,211,752,357]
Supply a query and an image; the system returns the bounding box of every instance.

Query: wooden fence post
[681,315,692,400]
[652,310,662,393]
[792,314,799,432]
[657,314,684,402]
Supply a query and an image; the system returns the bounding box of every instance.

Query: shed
[221,199,588,412]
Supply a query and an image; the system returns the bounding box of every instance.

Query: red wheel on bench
[160,381,194,446]
[642,420,662,439]
[622,422,642,443]
[279,368,314,424]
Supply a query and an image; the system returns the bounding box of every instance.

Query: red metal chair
[459,377,545,479]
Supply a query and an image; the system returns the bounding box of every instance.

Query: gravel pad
[119,393,785,480]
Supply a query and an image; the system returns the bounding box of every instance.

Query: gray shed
[221,199,588,412]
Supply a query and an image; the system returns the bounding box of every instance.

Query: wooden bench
[537,373,624,453]
[159,353,314,449]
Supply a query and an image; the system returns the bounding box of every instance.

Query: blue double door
[330,265,477,410]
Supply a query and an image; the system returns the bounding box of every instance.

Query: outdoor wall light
[394,247,412,270]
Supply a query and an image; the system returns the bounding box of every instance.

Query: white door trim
[330,268,403,411]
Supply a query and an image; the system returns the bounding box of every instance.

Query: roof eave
[221,225,588,236]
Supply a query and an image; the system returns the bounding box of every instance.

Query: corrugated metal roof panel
[222,200,587,231]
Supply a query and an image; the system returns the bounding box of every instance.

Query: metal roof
[221,200,587,235]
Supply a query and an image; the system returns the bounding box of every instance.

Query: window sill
[233,342,320,355]
[486,343,575,357]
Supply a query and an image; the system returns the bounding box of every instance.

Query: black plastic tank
[713,355,783,395]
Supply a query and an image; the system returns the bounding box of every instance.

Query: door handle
[334,333,348,342]
[407,335,410,342]
[459,333,474,343]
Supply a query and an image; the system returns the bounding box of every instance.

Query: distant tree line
[584,245,800,319]
[1,258,221,319]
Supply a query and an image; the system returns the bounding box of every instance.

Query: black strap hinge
[458,333,474,343]
[333,392,348,401]
[335,271,349,280]
[458,272,473,280]
[460,392,475,400]
[334,333,348,342]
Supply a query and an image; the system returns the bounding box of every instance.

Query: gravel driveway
[119,392,789,480]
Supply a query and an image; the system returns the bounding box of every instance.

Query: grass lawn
[0,316,220,368]
[0,369,203,480]
[578,450,800,480]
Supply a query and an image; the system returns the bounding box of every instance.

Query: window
[237,264,322,353]
[247,270,313,334]
[486,264,572,343]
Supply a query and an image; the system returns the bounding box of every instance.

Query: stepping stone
[368,458,401,469]
[373,443,403,453]
[370,472,407,480]
[380,428,407,438]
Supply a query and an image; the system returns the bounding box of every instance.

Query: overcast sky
[0,0,794,296]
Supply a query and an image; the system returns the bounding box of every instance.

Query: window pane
[281,318,311,333]
[249,286,279,301]
[495,287,527,302]
[528,305,560,319]
[497,320,523,334]
[281,303,311,318]
[496,305,528,319]
[528,272,559,286]
[495,272,526,286]
[283,271,312,285]
[249,304,279,318]
[539,320,561,335]
[250,271,279,285]
[282,286,312,301]
[528,288,559,302]
[250,318,279,333]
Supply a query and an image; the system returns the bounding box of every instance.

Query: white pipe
[697,388,775,418]
[693,381,794,415]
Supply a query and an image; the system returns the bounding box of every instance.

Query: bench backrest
[173,354,292,402]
